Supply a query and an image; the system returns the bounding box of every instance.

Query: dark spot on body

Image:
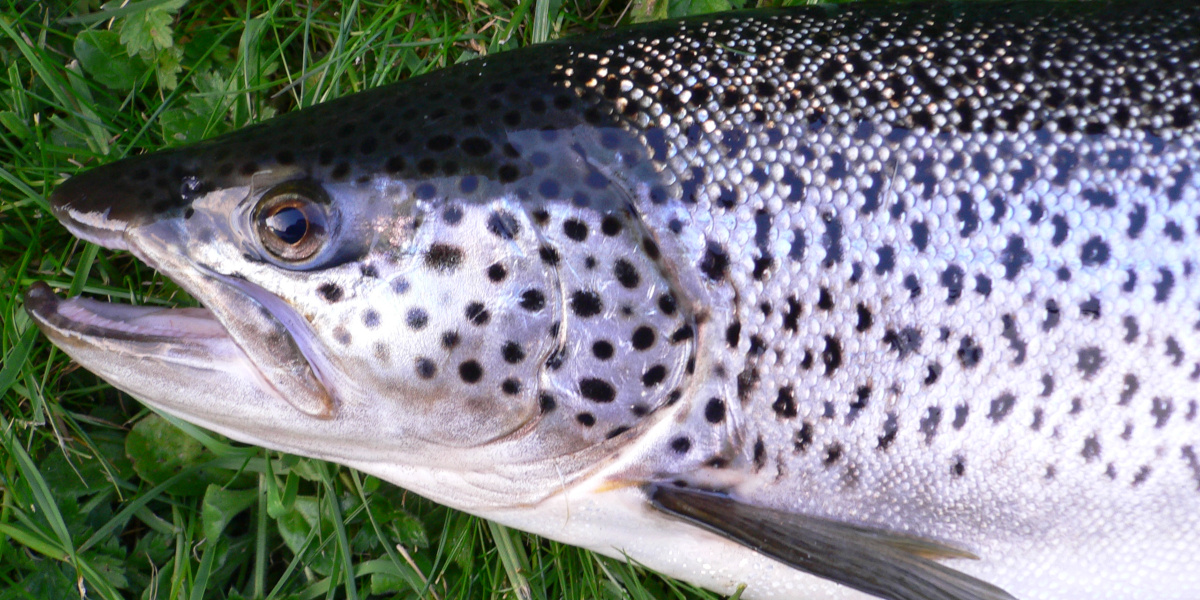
[822,335,842,375]
[614,259,640,288]
[424,244,464,272]
[988,393,1016,423]
[415,358,437,379]
[579,378,616,403]
[700,242,730,281]
[318,283,343,303]
[487,210,520,239]
[1081,435,1101,462]
[1077,347,1104,379]
[458,360,483,383]
[520,289,546,312]
[570,290,603,318]
[919,406,942,443]
[705,398,726,424]
[953,404,969,429]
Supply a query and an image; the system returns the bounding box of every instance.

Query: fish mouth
[25,281,226,346]
[25,251,338,422]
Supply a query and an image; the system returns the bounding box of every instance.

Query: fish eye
[254,181,330,261]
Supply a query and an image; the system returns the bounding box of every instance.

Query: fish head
[27,50,713,507]
[28,119,597,497]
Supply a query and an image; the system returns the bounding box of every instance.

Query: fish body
[25,2,1200,599]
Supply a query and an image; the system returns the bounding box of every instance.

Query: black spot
[705,397,726,424]
[519,289,546,312]
[957,337,982,368]
[539,393,556,413]
[486,210,520,239]
[903,274,921,298]
[424,244,464,272]
[642,365,667,387]
[911,221,929,251]
[884,327,923,359]
[1040,298,1060,331]
[658,293,677,315]
[987,393,1016,423]
[1081,435,1101,462]
[536,245,560,266]
[461,136,492,157]
[576,412,595,427]
[592,340,614,360]
[1123,315,1140,342]
[670,325,694,343]
[795,422,814,452]
[600,215,622,236]
[726,320,741,348]
[817,287,833,310]
[1082,189,1116,209]
[1000,315,1027,365]
[789,228,806,260]
[975,275,992,297]
[823,443,843,466]
[570,290,603,318]
[580,378,616,403]
[1079,296,1101,319]
[1000,235,1033,280]
[671,437,692,453]
[956,192,979,237]
[464,302,490,326]
[501,378,521,395]
[318,283,343,303]
[1079,236,1110,267]
[877,413,898,450]
[1127,204,1147,239]
[614,259,640,288]
[919,406,942,443]
[487,263,507,282]
[1166,337,1185,367]
[699,242,730,281]
[951,457,966,477]
[821,213,843,267]
[855,304,873,332]
[1151,397,1174,428]
[923,363,943,385]
[563,219,588,241]
[501,341,526,364]
[952,404,969,429]
[1077,347,1104,379]
[631,326,656,351]
[458,360,483,384]
[773,386,797,418]
[1154,268,1175,303]
[821,335,842,376]
[940,265,965,304]
[848,386,870,423]
[415,358,437,379]
[1118,374,1139,405]
[441,330,460,349]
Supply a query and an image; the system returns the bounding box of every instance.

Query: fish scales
[24,2,1200,600]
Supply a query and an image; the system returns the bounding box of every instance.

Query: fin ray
[650,486,1015,600]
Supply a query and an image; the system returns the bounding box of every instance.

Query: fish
[23,1,1200,599]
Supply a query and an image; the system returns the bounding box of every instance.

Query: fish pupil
[267,206,308,245]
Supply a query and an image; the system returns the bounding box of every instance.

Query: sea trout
[24,2,1200,599]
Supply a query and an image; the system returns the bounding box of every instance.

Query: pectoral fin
[649,486,1015,600]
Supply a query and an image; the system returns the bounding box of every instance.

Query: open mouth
[25,281,227,344]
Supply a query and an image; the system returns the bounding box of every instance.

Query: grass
[0,0,748,598]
